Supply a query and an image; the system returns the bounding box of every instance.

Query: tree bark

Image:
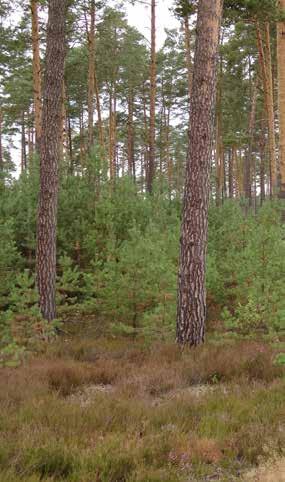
[87,0,95,151]
[30,0,42,151]
[244,78,258,206]
[177,0,223,347]
[0,109,3,173]
[184,14,192,99]
[127,89,135,179]
[277,0,285,197]
[256,21,276,196]
[94,68,104,150]
[147,0,157,193]
[36,0,67,322]
[21,111,27,172]
[215,72,223,205]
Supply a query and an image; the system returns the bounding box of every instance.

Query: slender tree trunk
[36,0,67,322]
[147,0,156,193]
[59,80,67,162]
[177,0,223,347]
[0,109,3,173]
[79,107,85,167]
[244,78,258,206]
[277,0,285,198]
[30,0,42,151]
[127,89,135,178]
[21,111,27,172]
[229,147,234,198]
[94,68,104,150]
[87,0,95,150]
[109,87,116,181]
[256,21,276,195]
[215,72,223,205]
[260,113,267,205]
[142,81,149,190]
[184,14,192,99]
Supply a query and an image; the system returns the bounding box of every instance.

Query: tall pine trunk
[244,78,258,206]
[147,0,156,193]
[277,0,285,198]
[36,0,67,322]
[184,14,192,99]
[87,0,95,151]
[30,0,42,151]
[256,21,276,195]
[127,89,135,178]
[177,0,223,347]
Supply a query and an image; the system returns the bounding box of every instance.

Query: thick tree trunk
[277,1,285,198]
[147,0,156,193]
[30,0,42,151]
[177,0,223,347]
[36,0,67,322]
[87,0,95,150]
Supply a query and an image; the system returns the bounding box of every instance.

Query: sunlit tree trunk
[36,0,67,322]
[277,0,285,198]
[177,0,223,347]
[30,0,42,151]
[256,21,276,195]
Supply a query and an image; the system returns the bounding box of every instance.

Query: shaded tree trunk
[30,0,42,151]
[215,71,223,205]
[0,109,3,173]
[21,111,27,172]
[87,0,95,150]
[147,0,157,193]
[184,14,192,99]
[94,68,104,150]
[229,147,234,199]
[244,78,258,206]
[260,113,267,205]
[127,89,135,178]
[36,0,67,322]
[177,0,223,347]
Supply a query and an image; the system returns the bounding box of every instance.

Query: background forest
[0,0,284,357]
[0,1,284,480]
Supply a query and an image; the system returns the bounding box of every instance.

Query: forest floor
[0,322,284,482]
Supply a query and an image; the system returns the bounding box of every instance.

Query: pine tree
[177,0,223,347]
[36,0,67,321]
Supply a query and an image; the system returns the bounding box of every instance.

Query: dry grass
[0,337,284,481]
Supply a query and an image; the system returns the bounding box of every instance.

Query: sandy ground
[245,458,285,481]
